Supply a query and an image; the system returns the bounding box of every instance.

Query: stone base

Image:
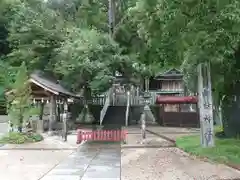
[36,120,44,133]
[48,131,54,136]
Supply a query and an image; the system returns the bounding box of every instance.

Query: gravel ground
[121,147,240,180]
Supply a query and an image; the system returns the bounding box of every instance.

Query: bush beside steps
[0,132,44,144]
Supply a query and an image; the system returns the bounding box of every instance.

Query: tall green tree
[7,62,32,132]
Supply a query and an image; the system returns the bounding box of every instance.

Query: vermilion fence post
[92,131,96,141]
[82,131,85,141]
[114,130,117,141]
[103,130,106,141]
[108,130,110,141]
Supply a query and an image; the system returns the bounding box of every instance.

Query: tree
[7,0,66,72]
[47,0,108,32]
[6,62,32,132]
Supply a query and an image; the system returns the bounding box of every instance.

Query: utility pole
[108,0,115,35]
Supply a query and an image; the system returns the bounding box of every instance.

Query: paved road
[0,122,8,147]
[41,144,121,180]
[0,122,8,136]
[0,150,72,180]
[0,115,8,123]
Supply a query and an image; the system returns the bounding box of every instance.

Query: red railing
[76,129,127,144]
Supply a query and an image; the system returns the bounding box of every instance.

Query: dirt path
[121,147,240,180]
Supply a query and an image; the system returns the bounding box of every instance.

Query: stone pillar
[198,63,214,147]
[62,101,68,141]
[140,113,146,144]
[48,95,56,135]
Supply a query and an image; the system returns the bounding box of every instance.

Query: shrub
[0,132,43,144]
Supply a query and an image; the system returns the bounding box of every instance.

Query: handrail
[100,88,112,126]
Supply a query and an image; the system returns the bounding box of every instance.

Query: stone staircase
[100,85,157,126]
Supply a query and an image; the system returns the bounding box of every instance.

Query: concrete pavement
[0,149,73,180]
[0,134,79,180]
[0,122,8,136]
[41,144,121,180]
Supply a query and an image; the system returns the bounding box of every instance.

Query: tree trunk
[18,114,23,133]
[83,85,94,124]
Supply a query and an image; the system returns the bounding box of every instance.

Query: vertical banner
[197,63,215,147]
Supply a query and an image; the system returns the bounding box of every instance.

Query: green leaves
[54,28,120,94]
[6,0,65,69]
[7,62,32,128]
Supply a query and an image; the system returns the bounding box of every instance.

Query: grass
[176,128,240,166]
[0,132,44,144]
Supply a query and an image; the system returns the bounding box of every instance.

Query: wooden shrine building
[149,68,184,95]
[6,70,78,132]
[155,96,199,127]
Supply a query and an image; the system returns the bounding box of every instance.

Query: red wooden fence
[76,129,127,144]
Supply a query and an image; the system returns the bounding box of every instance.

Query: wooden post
[197,63,214,147]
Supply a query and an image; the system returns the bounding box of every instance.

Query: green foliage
[28,107,40,116]
[7,0,66,70]
[0,132,43,144]
[47,0,108,31]
[55,28,123,94]
[7,62,32,131]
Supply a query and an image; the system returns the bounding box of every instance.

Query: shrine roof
[29,70,77,97]
[155,68,183,79]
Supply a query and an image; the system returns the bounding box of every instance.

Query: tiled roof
[155,68,183,78]
[30,71,77,97]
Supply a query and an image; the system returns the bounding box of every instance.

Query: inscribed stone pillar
[197,63,215,147]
